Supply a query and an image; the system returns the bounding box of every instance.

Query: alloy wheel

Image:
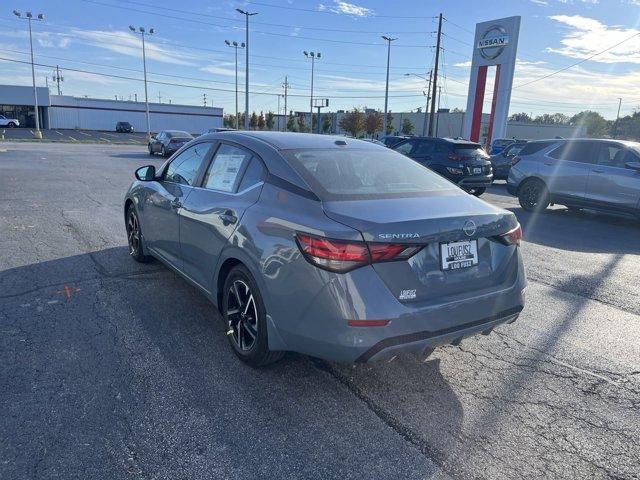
[521,183,541,209]
[226,280,258,351]
[126,210,140,256]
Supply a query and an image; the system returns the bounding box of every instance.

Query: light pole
[405,71,432,136]
[14,10,44,139]
[225,40,245,130]
[236,9,257,130]
[129,25,154,140]
[382,36,397,137]
[304,51,321,133]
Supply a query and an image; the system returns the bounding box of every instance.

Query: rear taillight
[495,224,522,246]
[448,153,464,161]
[169,139,178,144]
[510,155,521,166]
[296,233,422,273]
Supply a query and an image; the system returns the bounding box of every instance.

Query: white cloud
[200,63,239,77]
[547,15,640,64]
[530,0,549,6]
[317,1,374,17]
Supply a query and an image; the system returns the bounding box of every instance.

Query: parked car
[201,127,235,136]
[491,140,528,180]
[116,121,134,133]
[0,114,19,128]
[490,138,523,155]
[125,132,525,366]
[148,130,194,157]
[393,137,493,196]
[507,138,640,217]
[379,135,409,148]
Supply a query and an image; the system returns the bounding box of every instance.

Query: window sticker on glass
[205,154,246,192]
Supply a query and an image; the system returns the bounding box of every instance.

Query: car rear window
[493,139,513,148]
[519,141,557,156]
[282,148,455,201]
[453,144,488,157]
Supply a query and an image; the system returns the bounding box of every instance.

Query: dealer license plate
[440,240,478,271]
[473,167,482,174]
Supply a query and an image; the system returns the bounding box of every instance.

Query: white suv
[0,115,20,127]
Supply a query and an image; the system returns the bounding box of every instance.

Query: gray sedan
[125,132,526,366]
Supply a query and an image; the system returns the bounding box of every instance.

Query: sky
[1,0,640,119]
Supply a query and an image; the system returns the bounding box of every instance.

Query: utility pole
[14,10,44,138]
[282,76,290,131]
[134,93,138,102]
[202,93,207,107]
[225,40,245,130]
[157,92,162,103]
[236,9,258,130]
[129,25,155,139]
[304,51,321,133]
[429,13,443,137]
[614,97,622,137]
[382,36,397,136]
[53,65,63,95]
[435,85,442,136]
[424,70,432,136]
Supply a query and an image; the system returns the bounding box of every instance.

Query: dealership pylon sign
[462,16,520,146]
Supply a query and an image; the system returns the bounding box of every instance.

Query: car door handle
[170,199,182,209]
[218,211,237,225]
[592,169,604,173]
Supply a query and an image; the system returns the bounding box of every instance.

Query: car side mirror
[135,165,156,181]
[625,161,640,172]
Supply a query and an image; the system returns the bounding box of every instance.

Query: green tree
[286,110,296,132]
[401,118,414,135]
[312,113,318,133]
[250,111,258,130]
[297,114,307,133]
[266,111,275,130]
[533,113,569,125]
[569,110,611,137]
[509,112,532,123]
[386,111,394,135]
[339,108,365,137]
[365,110,383,138]
[257,111,266,130]
[322,114,332,134]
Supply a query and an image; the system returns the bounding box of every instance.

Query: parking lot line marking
[55,130,64,135]
[78,131,91,137]
[29,130,34,135]
[68,136,77,142]
[100,137,111,142]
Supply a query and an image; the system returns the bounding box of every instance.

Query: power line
[246,0,438,19]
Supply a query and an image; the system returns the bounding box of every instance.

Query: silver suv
[507,139,640,218]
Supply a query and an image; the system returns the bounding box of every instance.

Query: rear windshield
[519,140,558,156]
[282,148,455,201]
[453,145,488,157]
[167,131,192,138]
[493,139,513,147]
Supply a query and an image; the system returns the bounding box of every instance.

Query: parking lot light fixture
[382,36,398,137]
[130,25,155,140]
[304,51,321,133]
[236,9,258,130]
[14,9,44,139]
[225,39,245,130]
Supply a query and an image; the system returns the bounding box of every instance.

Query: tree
[250,111,258,130]
[339,108,365,137]
[286,110,296,132]
[451,107,465,113]
[257,111,266,130]
[365,110,383,138]
[266,111,275,130]
[223,113,236,128]
[385,111,394,135]
[569,110,611,137]
[533,113,569,125]
[297,114,307,133]
[312,113,317,133]
[322,114,332,134]
[509,112,532,123]
[401,118,414,135]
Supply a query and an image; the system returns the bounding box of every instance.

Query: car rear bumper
[457,175,493,188]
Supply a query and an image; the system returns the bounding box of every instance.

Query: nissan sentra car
[125,132,525,366]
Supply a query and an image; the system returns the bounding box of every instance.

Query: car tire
[222,265,284,367]
[126,204,152,263]
[469,187,486,196]
[518,179,550,212]
[7,122,16,128]
[148,144,154,156]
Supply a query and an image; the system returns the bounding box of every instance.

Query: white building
[0,84,222,134]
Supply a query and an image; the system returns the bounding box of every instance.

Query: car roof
[197,131,383,151]
[164,130,192,136]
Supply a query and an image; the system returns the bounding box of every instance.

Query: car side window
[394,140,414,155]
[163,142,212,186]
[433,143,450,155]
[203,144,252,193]
[548,142,595,164]
[412,141,434,156]
[238,157,266,191]
[596,144,626,168]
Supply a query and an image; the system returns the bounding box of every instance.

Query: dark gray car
[507,138,640,217]
[125,132,526,366]
[491,140,527,180]
[148,130,194,157]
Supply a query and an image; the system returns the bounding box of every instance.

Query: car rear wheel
[126,205,152,263]
[518,179,550,212]
[222,265,284,367]
[468,187,486,196]
[7,122,16,128]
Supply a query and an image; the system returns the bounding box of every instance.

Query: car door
[409,139,435,165]
[150,132,161,152]
[179,143,266,292]
[539,140,596,203]
[143,142,214,268]
[585,143,640,212]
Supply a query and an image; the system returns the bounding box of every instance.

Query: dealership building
[0,84,223,134]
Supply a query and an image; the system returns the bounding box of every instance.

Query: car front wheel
[222,265,284,367]
[7,122,16,128]
[468,187,486,196]
[126,204,152,263]
[518,179,550,212]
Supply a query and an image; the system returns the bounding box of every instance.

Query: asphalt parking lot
[0,127,148,144]
[1,142,639,479]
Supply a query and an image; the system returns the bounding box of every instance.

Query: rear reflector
[296,233,422,273]
[347,319,390,327]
